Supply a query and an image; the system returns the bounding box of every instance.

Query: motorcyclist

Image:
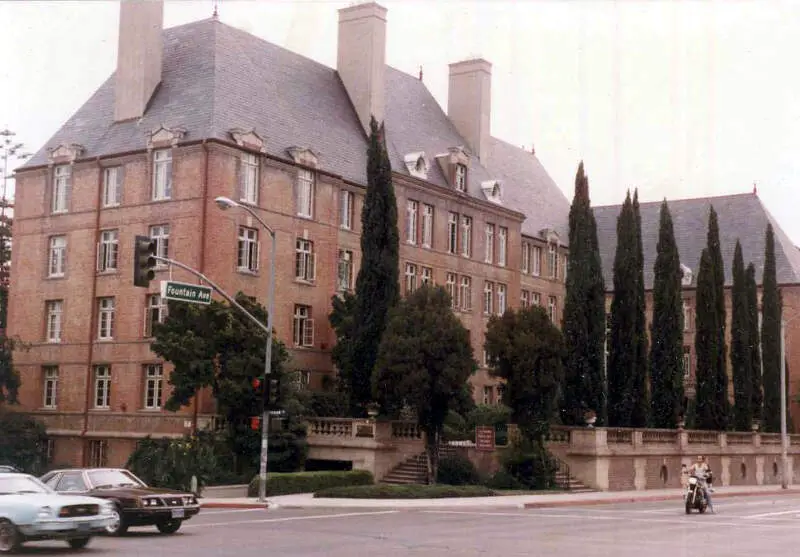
[689,455,715,513]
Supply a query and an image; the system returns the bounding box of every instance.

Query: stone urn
[751,419,760,432]
[366,402,380,419]
[584,410,597,427]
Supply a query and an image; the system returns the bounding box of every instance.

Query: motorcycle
[685,475,709,514]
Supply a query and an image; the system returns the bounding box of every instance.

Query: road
[19,494,800,556]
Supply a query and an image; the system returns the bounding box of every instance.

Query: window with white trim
[563,254,568,281]
[406,200,419,244]
[45,300,63,343]
[483,386,492,405]
[455,163,467,192]
[421,204,434,248]
[532,292,541,306]
[337,250,353,292]
[240,153,259,204]
[420,266,433,286]
[296,169,314,218]
[446,272,457,309]
[149,224,169,267]
[294,370,311,390]
[97,229,119,272]
[485,224,495,264]
[52,165,70,213]
[447,212,458,254]
[340,190,354,230]
[521,243,530,274]
[97,297,115,340]
[405,262,417,295]
[497,283,507,315]
[144,294,166,338]
[548,296,557,322]
[48,236,66,277]
[293,305,314,347]
[102,166,122,207]
[144,364,163,409]
[461,216,472,258]
[152,149,172,200]
[521,290,530,308]
[532,246,542,276]
[295,238,315,282]
[683,300,692,332]
[484,281,494,315]
[683,346,692,381]
[43,366,58,409]
[548,244,558,278]
[237,226,259,272]
[459,276,472,312]
[94,365,111,409]
[88,440,108,468]
[498,227,508,267]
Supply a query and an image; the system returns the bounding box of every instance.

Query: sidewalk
[200,484,800,510]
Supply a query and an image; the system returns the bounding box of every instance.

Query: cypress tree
[761,224,782,432]
[561,162,607,426]
[730,241,752,431]
[631,190,649,426]
[349,117,400,416]
[707,206,730,429]
[649,199,684,429]
[694,248,718,430]
[746,263,763,427]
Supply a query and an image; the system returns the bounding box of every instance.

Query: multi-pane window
[48,236,67,277]
[340,190,354,230]
[43,366,58,409]
[52,165,70,213]
[405,263,417,295]
[447,212,458,254]
[521,290,530,308]
[88,440,108,468]
[563,254,568,281]
[532,292,541,306]
[296,169,314,218]
[97,229,119,272]
[497,384,506,404]
[548,296,557,322]
[459,276,472,312]
[406,200,419,244]
[485,224,495,263]
[498,227,508,267]
[237,227,259,272]
[461,216,472,257]
[484,281,494,315]
[239,153,259,204]
[683,347,692,380]
[152,149,172,200]
[446,272,457,309]
[521,243,530,274]
[421,204,434,248]
[94,365,111,409]
[293,305,314,347]
[532,246,542,276]
[483,386,492,405]
[497,284,507,315]
[337,250,353,292]
[548,244,558,278]
[683,300,692,332]
[97,297,115,340]
[45,300,63,343]
[295,238,315,282]
[144,364,163,409]
[455,163,467,192]
[144,294,166,338]
[149,224,169,267]
[421,266,433,286]
[102,166,122,207]
[294,370,311,390]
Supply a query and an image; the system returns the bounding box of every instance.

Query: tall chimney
[114,0,164,122]
[337,2,387,134]
[447,59,492,162]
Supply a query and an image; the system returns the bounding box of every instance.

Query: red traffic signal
[252,378,261,390]
[250,416,261,431]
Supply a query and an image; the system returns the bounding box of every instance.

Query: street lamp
[214,195,276,504]
[779,311,800,489]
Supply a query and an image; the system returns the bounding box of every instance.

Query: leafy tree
[373,285,476,483]
[347,117,400,416]
[561,161,607,426]
[761,223,783,432]
[485,305,566,441]
[328,291,357,411]
[0,410,49,474]
[731,241,753,430]
[746,263,763,426]
[0,205,19,404]
[707,206,730,429]
[649,199,685,429]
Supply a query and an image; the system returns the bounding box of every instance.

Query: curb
[522,488,800,509]
[201,502,270,509]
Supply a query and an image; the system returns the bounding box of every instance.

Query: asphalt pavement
[19,494,800,556]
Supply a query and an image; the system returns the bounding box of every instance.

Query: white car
[0,473,115,553]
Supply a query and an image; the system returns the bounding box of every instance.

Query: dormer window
[404,152,428,180]
[455,164,467,192]
[681,263,693,286]
[481,180,503,204]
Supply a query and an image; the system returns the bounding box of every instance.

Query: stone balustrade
[305,417,422,443]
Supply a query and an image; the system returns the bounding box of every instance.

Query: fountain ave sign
[160,280,212,305]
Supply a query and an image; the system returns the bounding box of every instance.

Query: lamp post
[214,196,276,504]
[779,311,800,489]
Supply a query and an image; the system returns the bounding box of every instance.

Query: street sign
[160,280,212,305]
[475,426,496,452]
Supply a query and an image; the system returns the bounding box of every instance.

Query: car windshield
[87,469,144,489]
[0,475,51,495]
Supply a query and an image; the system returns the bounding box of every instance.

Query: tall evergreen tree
[649,200,684,429]
[694,248,719,430]
[730,241,752,431]
[348,117,400,416]
[761,224,782,432]
[746,263,763,426]
[561,162,607,426]
[631,190,650,426]
[706,206,730,429]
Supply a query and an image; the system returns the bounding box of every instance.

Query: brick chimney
[114,0,164,122]
[337,2,387,134]
[447,59,492,163]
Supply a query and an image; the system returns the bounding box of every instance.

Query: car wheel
[67,536,92,549]
[156,520,182,534]
[0,519,21,553]
[105,507,128,536]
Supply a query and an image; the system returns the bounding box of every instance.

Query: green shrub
[246,470,373,497]
[0,411,48,475]
[308,391,350,417]
[483,468,524,490]
[314,484,495,499]
[437,453,481,486]
[127,434,220,493]
[497,439,557,490]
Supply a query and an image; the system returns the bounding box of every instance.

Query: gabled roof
[23,18,569,244]
[592,193,800,290]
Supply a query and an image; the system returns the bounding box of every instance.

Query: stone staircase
[381,446,460,485]
[553,467,595,493]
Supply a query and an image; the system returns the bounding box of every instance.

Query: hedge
[246,470,373,497]
[313,484,496,499]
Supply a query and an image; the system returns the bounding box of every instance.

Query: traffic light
[265,377,280,409]
[249,416,261,431]
[133,235,157,288]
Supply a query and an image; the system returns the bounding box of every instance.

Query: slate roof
[23,17,569,244]
[592,193,800,290]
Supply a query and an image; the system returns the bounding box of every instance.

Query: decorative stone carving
[146,125,187,149]
[403,151,428,179]
[286,146,318,168]
[229,128,266,153]
[539,227,560,245]
[47,143,85,164]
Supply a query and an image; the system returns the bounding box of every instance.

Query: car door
[54,471,90,494]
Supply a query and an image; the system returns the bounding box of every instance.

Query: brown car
[40,468,200,535]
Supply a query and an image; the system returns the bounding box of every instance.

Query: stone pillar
[679,430,689,453]
[720,456,731,487]
[756,455,765,485]
[634,457,647,490]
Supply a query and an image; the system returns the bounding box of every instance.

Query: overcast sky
[2,0,799,243]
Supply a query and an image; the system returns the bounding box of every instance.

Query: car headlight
[37,506,55,519]
[141,498,159,507]
[102,502,115,515]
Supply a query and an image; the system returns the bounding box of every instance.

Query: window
[337,250,353,292]
[421,266,433,286]
[295,238,315,282]
[548,244,558,278]
[563,254,568,281]
[406,200,418,244]
[461,216,472,257]
[446,272,457,309]
[521,243,530,274]
[45,300,63,343]
[483,386,492,405]
[94,365,111,409]
[97,230,119,272]
[521,289,530,308]
[460,276,472,312]
[497,384,506,403]
[296,169,314,217]
[683,347,692,380]
[45,440,54,464]
[88,440,108,468]
[455,163,467,192]
[498,227,508,267]
[48,236,67,277]
[102,166,122,207]
[497,284,507,315]
[340,190,354,229]
[237,227,259,272]
[294,370,311,390]
[149,224,169,267]
[97,297,115,340]
[482,349,488,368]
[56,471,87,492]
[447,212,458,254]
[239,153,259,204]
[152,149,172,200]
[144,294,166,338]
[43,366,58,409]
[52,165,70,213]
[484,282,494,315]
[532,246,542,276]
[293,305,314,347]
[532,292,541,306]
[144,364,163,409]
[485,224,495,264]
[405,262,417,295]
[683,300,692,332]
[548,296,557,322]
[421,204,434,248]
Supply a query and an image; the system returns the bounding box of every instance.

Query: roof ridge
[592,191,756,209]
